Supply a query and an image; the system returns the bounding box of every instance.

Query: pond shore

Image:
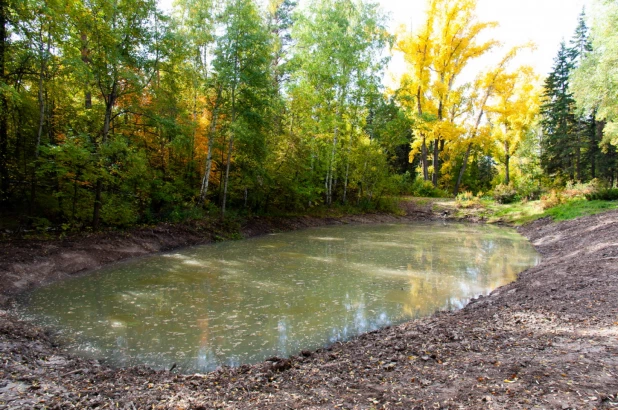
[1,205,617,409]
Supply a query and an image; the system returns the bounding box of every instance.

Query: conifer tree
[540,41,577,179]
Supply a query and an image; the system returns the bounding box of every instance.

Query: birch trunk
[327,128,338,205]
[504,141,510,185]
[221,80,236,217]
[200,86,222,203]
[342,144,351,204]
[92,84,116,230]
[454,142,472,196]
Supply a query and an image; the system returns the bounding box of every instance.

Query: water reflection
[18,222,539,373]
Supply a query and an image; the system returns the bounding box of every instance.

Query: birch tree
[291,0,390,205]
[212,0,273,216]
[396,0,497,187]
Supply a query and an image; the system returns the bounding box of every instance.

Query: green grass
[448,197,618,226]
[542,199,618,221]
[483,200,545,225]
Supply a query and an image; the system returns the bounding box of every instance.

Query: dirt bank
[1,208,618,409]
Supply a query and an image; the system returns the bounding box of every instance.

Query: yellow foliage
[396,0,498,184]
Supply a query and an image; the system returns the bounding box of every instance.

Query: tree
[572,2,618,147]
[540,41,577,178]
[0,0,9,204]
[488,67,539,185]
[290,0,391,206]
[68,0,163,229]
[211,0,273,216]
[396,0,497,188]
[451,47,530,195]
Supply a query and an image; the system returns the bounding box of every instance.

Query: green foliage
[2,0,616,232]
[410,179,448,198]
[541,9,618,185]
[572,1,618,147]
[492,183,518,204]
[585,189,618,201]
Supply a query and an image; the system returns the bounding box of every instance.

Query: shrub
[585,188,618,201]
[492,183,518,204]
[563,180,598,199]
[540,190,565,210]
[455,191,481,209]
[411,179,448,198]
[515,180,545,201]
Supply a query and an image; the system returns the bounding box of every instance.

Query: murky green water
[18,222,539,373]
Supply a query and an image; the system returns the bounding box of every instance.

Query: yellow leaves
[432,121,463,143]
[396,0,499,170]
[487,65,541,156]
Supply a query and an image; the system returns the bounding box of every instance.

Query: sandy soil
[1,207,617,409]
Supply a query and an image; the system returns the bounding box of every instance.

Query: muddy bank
[1,209,618,409]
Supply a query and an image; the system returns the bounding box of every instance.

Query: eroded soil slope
[1,210,618,409]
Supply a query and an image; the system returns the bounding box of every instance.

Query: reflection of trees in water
[398,227,538,318]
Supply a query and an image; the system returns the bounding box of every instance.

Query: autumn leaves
[394,0,540,195]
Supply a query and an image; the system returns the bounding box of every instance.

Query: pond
[17,222,540,373]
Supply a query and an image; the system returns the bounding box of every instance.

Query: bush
[563,180,598,199]
[455,191,481,209]
[585,188,618,201]
[540,190,565,210]
[411,179,448,198]
[515,180,545,201]
[492,183,518,204]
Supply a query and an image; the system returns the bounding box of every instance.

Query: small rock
[383,362,396,371]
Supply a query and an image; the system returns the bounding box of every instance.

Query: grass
[479,198,618,225]
[402,195,618,226]
[542,199,618,221]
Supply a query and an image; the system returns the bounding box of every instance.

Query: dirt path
[1,209,617,409]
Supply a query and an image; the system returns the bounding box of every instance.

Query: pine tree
[568,10,594,181]
[569,8,616,183]
[541,9,616,183]
[540,41,577,179]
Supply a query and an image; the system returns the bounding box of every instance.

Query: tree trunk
[31,37,47,212]
[432,137,439,187]
[200,86,222,203]
[326,111,339,206]
[35,56,45,158]
[92,85,116,230]
[421,136,429,181]
[575,120,582,181]
[327,132,338,206]
[342,144,351,204]
[0,0,9,203]
[416,84,429,182]
[221,82,236,217]
[590,115,597,179]
[221,132,234,217]
[504,141,510,185]
[454,142,473,196]
[81,33,91,109]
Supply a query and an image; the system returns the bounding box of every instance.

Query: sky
[383,0,592,87]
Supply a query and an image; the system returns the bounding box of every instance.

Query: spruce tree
[540,41,577,179]
[541,9,604,182]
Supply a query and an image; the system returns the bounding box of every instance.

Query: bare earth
[1,207,617,409]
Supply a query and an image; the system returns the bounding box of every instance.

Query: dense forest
[0,0,616,230]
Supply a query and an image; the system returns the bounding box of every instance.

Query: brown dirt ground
[1,206,617,409]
